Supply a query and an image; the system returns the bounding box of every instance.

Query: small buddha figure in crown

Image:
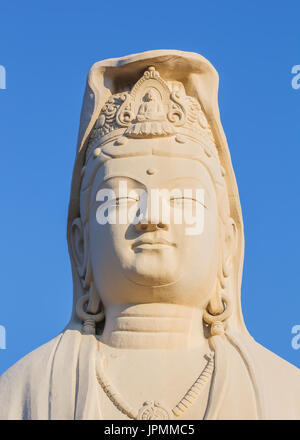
[137,88,165,122]
[0,51,299,420]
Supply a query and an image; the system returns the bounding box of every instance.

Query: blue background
[0,0,299,374]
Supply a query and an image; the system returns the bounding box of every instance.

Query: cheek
[176,206,219,279]
[88,219,135,305]
[88,217,133,272]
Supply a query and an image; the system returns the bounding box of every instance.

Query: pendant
[137,401,173,420]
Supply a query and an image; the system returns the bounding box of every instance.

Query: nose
[134,189,169,233]
[135,220,168,233]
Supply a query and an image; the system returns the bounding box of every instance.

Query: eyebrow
[99,174,144,185]
[99,174,206,185]
[163,177,212,199]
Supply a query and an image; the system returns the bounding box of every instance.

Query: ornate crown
[86,66,216,153]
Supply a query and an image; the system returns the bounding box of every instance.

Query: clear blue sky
[0,0,299,374]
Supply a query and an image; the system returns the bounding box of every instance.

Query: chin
[124,256,180,287]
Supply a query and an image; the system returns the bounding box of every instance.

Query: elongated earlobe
[71,217,105,334]
[76,287,105,334]
[203,294,232,336]
[204,217,235,336]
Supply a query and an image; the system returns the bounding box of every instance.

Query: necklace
[95,350,214,420]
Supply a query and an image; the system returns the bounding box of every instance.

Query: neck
[100,303,207,350]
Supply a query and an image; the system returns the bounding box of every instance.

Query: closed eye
[170,197,207,209]
[114,196,140,206]
[99,196,139,209]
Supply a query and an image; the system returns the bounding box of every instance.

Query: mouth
[132,238,176,251]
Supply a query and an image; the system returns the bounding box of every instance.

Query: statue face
[87,140,219,310]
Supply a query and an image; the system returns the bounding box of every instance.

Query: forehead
[93,155,215,193]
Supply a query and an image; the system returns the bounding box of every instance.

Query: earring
[76,293,105,335]
[203,294,232,336]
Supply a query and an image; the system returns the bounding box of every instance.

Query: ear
[70,217,86,279]
[223,217,237,277]
[206,217,237,316]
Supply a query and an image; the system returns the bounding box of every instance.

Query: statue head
[67,51,246,338]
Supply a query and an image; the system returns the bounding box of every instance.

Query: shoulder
[250,339,299,379]
[0,334,63,419]
[226,331,300,419]
[0,334,63,385]
[0,330,87,419]
[247,337,300,419]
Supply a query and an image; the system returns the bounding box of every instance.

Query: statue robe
[0,329,299,420]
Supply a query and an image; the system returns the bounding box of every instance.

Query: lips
[132,238,176,250]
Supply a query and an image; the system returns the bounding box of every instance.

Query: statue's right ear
[70,217,86,279]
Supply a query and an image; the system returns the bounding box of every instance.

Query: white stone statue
[0,50,299,420]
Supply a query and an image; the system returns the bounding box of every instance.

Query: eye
[97,195,139,211]
[169,197,207,209]
[170,197,194,205]
[115,196,139,206]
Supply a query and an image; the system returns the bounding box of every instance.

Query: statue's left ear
[204,217,236,332]
[223,217,237,277]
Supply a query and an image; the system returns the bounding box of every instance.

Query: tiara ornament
[86,66,215,154]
